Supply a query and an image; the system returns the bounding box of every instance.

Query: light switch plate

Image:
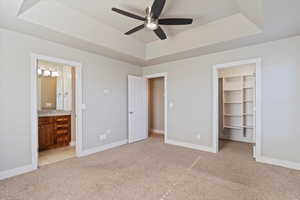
[197,134,201,140]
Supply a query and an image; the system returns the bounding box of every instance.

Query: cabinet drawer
[56,129,69,135]
[39,117,53,125]
[56,124,69,128]
[56,116,70,122]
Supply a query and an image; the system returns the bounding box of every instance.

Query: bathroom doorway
[31,54,83,168]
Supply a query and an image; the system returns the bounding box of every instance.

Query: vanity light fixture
[37,68,42,76]
[43,70,51,76]
[51,71,59,77]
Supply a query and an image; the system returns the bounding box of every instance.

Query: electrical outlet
[196,134,201,140]
[99,134,106,141]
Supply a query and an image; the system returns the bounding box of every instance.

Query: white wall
[0,29,142,172]
[149,78,164,133]
[143,35,300,165]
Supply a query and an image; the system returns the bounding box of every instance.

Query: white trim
[150,129,164,135]
[144,72,167,79]
[212,58,262,158]
[0,165,35,181]
[78,140,128,157]
[30,55,39,171]
[166,139,216,153]
[144,73,168,143]
[31,54,83,170]
[256,156,300,170]
[69,141,76,147]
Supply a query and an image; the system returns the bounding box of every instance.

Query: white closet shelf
[224,114,242,117]
[243,87,253,89]
[224,102,242,104]
[224,125,254,129]
[224,89,242,92]
[224,125,243,130]
[243,113,253,116]
[223,75,243,78]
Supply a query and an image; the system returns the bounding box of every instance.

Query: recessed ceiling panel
[57,0,240,43]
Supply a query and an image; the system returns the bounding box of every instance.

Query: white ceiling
[1,0,300,66]
[58,0,240,43]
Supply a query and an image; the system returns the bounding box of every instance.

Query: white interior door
[128,75,148,143]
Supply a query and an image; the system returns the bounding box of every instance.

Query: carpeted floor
[0,137,299,200]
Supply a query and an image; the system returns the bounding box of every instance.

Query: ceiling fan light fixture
[145,22,158,30]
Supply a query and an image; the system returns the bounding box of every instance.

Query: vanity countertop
[38,110,72,117]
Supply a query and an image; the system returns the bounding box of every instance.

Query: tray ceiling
[2,0,300,66]
[58,0,240,43]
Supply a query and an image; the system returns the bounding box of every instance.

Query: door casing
[212,58,262,158]
[144,73,168,143]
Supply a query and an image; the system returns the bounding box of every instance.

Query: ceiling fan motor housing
[145,7,158,31]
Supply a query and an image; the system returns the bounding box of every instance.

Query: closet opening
[212,59,262,159]
[147,77,165,141]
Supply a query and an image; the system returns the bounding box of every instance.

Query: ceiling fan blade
[125,24,145,35]
[159,18,193,25]
[154,26,167,40]
[112,8,145,21]
[151,0,166,19]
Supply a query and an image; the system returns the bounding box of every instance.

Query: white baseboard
[166,139,216,153]
[150,129,164,135]
[256,156,300,170]
[69,141,76,147]
[0,164,36,181]
[78,140,128,157]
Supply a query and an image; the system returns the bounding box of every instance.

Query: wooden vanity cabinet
[38,117,55,151]
[38,115,71,151]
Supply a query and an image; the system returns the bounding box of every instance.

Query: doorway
[148,77,165,140]
[127,73,168,144]
[145,73,167,143]
[212,59,262,159]
[31,54,83,169]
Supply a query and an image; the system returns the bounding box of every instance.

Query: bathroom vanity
[38,111,71,151]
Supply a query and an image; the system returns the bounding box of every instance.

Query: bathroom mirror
[37,60,73,111]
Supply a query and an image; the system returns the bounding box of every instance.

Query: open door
[128,75,148,143]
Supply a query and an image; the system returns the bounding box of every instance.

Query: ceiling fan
[112,0,193,40]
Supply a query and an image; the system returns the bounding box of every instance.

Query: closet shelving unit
[221,73,255,143]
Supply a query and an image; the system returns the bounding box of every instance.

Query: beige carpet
[1,137,299,200]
